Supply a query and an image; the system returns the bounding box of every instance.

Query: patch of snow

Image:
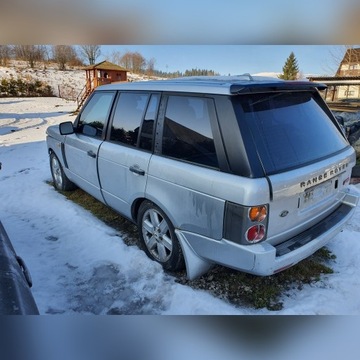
[252,71,280,78]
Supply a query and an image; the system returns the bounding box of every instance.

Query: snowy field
[1,97,360,315]
[0,62,165,101]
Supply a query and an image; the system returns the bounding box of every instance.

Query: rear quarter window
[236,91,349,174]
[162,95,219,168]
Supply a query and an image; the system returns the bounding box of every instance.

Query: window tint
[238,92,348,174]
[139,94,159,151]
[110,92,149,147]
[78,92,115,137]
[162,96,218,168]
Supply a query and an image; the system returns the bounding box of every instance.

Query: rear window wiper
[249,93,284,107]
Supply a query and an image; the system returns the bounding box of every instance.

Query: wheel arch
[47,140,68,170]
[131,197,146,222]
[135,196,186,272]
[131,196,178,229]
[48,147,58,158]
[49,147,76,191]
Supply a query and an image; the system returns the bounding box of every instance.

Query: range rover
[46,75,359,279]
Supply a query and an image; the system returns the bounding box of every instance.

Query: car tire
[49,152,76,191]
[138,201,185,272]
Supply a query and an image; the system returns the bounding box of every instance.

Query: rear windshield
[236,91,348,174]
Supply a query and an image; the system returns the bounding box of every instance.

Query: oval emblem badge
[280,210,289,218]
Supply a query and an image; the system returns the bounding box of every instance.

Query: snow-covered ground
[0,63,86,99]
[0,61,164,101]
[1,97,360,315]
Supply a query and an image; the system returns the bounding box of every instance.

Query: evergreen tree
[278,52,299,80]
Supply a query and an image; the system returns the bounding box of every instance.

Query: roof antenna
[240,73,254,81]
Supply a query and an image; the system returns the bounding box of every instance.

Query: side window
[78,92,115,138]
[110,92,149,147]
[162,96,219,168]
[139,94,160,151]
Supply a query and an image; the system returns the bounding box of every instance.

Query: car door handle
[87,150,97,158]
[129,166,145,176]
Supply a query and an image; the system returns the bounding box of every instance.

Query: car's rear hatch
[234,87,355,245]
[265,148,355,245]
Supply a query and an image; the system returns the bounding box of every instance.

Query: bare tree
[13,45,45,68]
[52,45,80,70]
[79,45,101,65]
[132,52,146,73]
[42,46,52,67]
[146,57,156,76]
[109,50,122,65]
[119,51,146,73]
[119,52,132,70]
[0,45,12,66]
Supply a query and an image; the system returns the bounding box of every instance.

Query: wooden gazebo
[76,60,128,111]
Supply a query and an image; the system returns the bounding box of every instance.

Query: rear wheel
[49,152,76,191]
[138,201,185,272]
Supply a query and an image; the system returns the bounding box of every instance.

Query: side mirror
[59,121,74,135]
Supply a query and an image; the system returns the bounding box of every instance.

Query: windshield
[236,91,348,174]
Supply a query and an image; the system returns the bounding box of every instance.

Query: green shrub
[0,77,55,97]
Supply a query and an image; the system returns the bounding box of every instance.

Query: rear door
[64,91,116,201]
[146,94,225,239]
[98,92,159,219]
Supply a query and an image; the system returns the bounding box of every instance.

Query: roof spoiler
[230,81,327,94]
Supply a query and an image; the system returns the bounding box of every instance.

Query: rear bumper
[257,192,358,275]
[177,192,359,280]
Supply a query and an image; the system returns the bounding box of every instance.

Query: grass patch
[52,183,336,311]
[176,248,334,311]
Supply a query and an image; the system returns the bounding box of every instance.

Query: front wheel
[138,201,185,272]
[49,152,76,191]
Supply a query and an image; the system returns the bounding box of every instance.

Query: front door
[64,91,116,201]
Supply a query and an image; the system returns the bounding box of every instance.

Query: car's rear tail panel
[266,147,355,246]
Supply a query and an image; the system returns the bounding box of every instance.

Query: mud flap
[175,230,214,280]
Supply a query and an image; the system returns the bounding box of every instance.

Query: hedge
[0,77,54,97]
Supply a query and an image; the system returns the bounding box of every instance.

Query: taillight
[246,224,265,242]
[249,205,267,222]
[224,202,269,245]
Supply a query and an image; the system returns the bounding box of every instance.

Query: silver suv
[46,75,359,279]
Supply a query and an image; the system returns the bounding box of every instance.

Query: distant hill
[252,72,280,78]
[0,60,163,101]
